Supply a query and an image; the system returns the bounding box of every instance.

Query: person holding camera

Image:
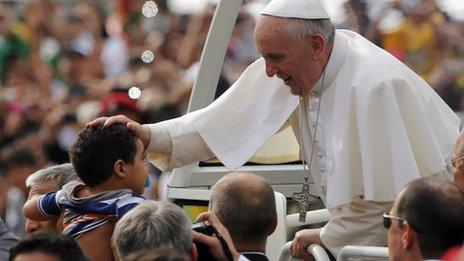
[209,172,276,261]
[112,200,249,261]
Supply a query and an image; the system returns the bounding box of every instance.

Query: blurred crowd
[0,0,462,242]
[0,0,260,238]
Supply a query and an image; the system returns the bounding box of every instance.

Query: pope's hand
[290,228,323,259]
[86,115,151,149]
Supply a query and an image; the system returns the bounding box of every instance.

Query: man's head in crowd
[69,123,148,195]
[112,201,196,260]
[386,178,464,261]
[9,230,88,261]
[2,147,37,193]
[209,172,277,253]
[24,163,79,234]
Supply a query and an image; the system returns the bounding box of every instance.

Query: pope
[89,0,458,257]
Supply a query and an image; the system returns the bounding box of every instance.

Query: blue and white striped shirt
[38,181,145,238]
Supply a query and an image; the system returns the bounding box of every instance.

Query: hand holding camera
[192,212,239,261]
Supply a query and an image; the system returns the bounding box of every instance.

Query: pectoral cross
[292,181,318,222]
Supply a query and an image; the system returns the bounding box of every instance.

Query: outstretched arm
[23,192,61,221]
[87,115,214,171]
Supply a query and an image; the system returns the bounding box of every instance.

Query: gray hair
[112,201,192,258]
[26,163,80,189]
[283,18,335,46]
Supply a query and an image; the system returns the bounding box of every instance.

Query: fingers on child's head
[103,116,118,127]
[126,121,137,131]
[98,115,123,127]
[86,117,108,128]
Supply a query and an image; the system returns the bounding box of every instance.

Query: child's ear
[114,160,126,178]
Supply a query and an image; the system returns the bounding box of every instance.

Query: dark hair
[69,123,137,187]
[396,179,464,259]
[9,230,88,261]
[210,172,276,245]
[2,147,36,173]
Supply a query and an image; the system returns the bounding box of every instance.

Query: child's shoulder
[113,192,146,218]
[68,188,145,206]
[59,181,89,201]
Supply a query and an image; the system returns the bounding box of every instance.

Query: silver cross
[292,181,318,222]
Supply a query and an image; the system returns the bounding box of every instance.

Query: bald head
[210,172,276,250]
[212,172,269,198]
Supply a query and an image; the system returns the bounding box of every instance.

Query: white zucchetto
[261,0,330,19]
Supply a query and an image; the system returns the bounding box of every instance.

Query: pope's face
[254,16,325,97]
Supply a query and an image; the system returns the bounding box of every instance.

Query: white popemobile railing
[278,203,389,260]
[337,246,389,260]
[165,0,390,260]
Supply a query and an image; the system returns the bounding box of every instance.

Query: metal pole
[186,0,243,112]
[168,0,243,189]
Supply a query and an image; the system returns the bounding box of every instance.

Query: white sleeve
[146,116,214,171]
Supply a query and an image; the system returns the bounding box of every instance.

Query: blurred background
[0,0,462,237]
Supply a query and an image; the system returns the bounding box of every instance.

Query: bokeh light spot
[141,50,155,63]
[142,1,158,18]
[128,87,142,99]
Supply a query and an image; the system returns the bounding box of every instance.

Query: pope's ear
[309,33,326,59]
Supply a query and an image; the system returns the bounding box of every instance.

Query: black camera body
[192,221,215,236]
[192,221,216,260]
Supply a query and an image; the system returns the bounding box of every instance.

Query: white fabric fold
[147,118,214,171]
[323,30,459,207]
[185,58,299,170]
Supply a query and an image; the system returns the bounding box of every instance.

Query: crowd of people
[3,147,464,260]
[0,0,259,239]
[0,0,464,260]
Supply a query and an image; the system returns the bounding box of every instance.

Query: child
[24,123,149,260]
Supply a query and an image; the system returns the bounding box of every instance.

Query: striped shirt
[38,181,145,239]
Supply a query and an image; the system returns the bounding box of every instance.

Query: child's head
[69,123,148,194]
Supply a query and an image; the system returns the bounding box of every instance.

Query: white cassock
[147,29,459,254]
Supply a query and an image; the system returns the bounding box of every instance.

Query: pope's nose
[265,64,278,77]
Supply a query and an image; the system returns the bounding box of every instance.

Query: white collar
[240,252,266,256]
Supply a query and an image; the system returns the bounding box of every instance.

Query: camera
[192,220,234,261]
[192,221,215,236]
[192,221,216,260]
